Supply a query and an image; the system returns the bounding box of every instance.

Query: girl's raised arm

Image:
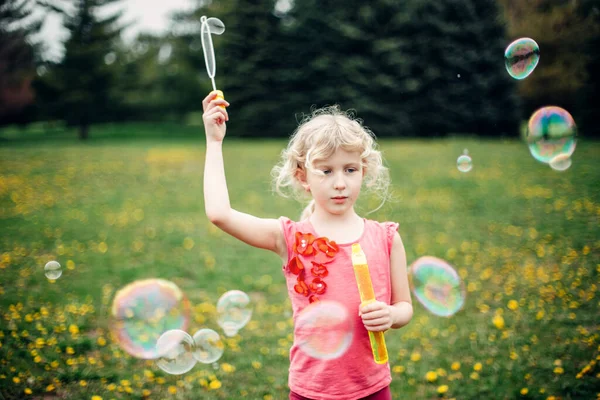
[202,92,286,259]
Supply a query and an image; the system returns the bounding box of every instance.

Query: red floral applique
[288,256,304,275]
[294,232,316,256]
[310,262,328,278]
[287,231,339,302]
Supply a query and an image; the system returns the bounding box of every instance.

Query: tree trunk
[79,123,89,140]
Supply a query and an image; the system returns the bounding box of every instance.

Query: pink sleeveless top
[279,216,399,400]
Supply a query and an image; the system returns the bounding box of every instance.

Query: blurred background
[1,0,599,140]
[1,2,600,399]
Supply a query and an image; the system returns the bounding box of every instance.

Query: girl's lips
[332,197,347,203]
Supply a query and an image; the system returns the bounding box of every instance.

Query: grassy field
[1,124,599,399]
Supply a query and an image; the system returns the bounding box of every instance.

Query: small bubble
[456,151,472,173]
[44,261,62,280]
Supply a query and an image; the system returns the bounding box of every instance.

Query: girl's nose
[334,176,346,190]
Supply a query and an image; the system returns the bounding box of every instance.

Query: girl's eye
[322,170,331,175]
[346,168,357,173]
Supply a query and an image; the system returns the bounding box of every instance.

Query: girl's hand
[359,301,393,332]
[202,91,230,142]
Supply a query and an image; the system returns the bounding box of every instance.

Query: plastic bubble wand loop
[200,15,226,104]
[351,243,389,364]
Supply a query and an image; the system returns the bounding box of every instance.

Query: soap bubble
[44,261,62,280]
[526,106,577,164]
[457,149,472,173]
[216,290,252,337]
[110,279,191,359]
[409,256,465,317]
[504,38,540,80]
[156,329,196,375]
[192,328,224,364]
[295,300,353,360]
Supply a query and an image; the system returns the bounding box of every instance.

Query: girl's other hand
[202,91,230,142]
[359,301,393,332]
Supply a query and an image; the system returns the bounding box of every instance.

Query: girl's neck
[308,208,364,244]
[310,208,362,228]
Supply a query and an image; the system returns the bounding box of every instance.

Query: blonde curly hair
[271,105,392,220]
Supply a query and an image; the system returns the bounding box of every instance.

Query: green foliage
[498,0,600,137]
[170,0,520,138]
[0,0,43,123]
[36,0,126,139]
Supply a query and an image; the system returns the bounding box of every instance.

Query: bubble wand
[351,243,389,364]
[200,16,226,105]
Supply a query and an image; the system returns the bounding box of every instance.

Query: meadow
[0,123,599,399]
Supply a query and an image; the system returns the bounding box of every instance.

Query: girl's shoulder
[364,218,399,235]
[363,218,400,254]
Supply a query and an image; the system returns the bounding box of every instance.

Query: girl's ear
[295,167,310,191]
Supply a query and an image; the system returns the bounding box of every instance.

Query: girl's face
[300,148,365,217]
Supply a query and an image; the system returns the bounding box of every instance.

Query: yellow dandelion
[425,371,438,382]
[473,363,482,371]
[168,386,177,394]
[553,367,564,375]
[451,362,461,371]
[221,363,235,373]
[24,388,32,395]
[520,388,528,395]
[142,389,151,397]
[252,361,262,369]
[410,352,421,362]
[209,380,222,390]
[46,384,55,392]
[492,315,505,329]
[507,300,519,310]
[79,380,87,387]
[264,395,273,400]
[470,372,480,380]
[68,325,79,335]
[97,337,106,346]
[392,365,405,373]
[106,383,116,391]
[437,385,449,394]
[13,377,20,384]
[91,396,103,400]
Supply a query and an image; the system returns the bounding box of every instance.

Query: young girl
[202,91,413,400]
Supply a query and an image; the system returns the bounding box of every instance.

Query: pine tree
[48,0,125,139]
[358,0,521,137]
[0,0,43,123]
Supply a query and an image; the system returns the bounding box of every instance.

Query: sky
[37,0,197,61]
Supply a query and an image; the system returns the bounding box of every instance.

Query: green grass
[0,124,599,399]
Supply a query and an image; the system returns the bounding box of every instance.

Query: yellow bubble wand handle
[351,243,389,364]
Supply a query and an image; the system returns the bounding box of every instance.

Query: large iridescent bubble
[408,256,465,317]
[110,279,191,359]
[295,300,353,360]
[526,106,576,165]
[504,38,540,80]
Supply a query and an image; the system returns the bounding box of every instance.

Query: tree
[0,0,43,124]
[498,0,600,136]
[170,0,291,137]
[44,0,125,139]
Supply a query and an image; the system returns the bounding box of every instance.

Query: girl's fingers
[361,310,388,320]
[203,92,229,111]
[204,108,229,123]
[364,318,389,328]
